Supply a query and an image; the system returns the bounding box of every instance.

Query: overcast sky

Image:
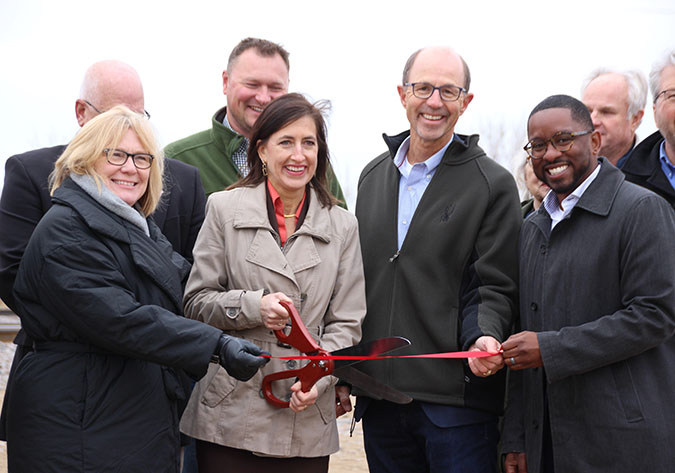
[1,0,673,206]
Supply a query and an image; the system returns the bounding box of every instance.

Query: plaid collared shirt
[222,115,250,176]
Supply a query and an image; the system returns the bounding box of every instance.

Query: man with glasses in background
[0,60,207,444]
[581,68,647,168]
[622,50,675,209]
[500,94,675,473]
[353,46,521,473]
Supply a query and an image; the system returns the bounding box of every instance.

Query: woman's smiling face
[94,129,150,206]
[257,115,318,201]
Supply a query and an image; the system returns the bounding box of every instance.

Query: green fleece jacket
[165,106,346,207]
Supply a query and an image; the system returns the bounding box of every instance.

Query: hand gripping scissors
[261,300,413,409]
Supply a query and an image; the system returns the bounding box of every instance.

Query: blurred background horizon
[1,0,674,208]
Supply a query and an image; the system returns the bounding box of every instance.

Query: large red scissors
[261,300,412,409]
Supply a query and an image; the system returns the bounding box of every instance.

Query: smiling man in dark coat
[355,46,521,473]
[501,95,675,473]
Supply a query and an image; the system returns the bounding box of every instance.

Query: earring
[262,160,268,176]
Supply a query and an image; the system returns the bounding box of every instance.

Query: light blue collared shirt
[543,161,602,230]
[394,136,452,249]
[659,141,675,191]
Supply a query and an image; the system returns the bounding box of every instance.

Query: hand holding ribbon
[501,331,543,370]
[468,336,505,377]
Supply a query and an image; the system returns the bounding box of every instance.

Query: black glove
[215,334,270,381]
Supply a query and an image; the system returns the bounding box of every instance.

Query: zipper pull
[389,251,400,263]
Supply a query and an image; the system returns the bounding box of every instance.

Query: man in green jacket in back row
[165,37,346,205]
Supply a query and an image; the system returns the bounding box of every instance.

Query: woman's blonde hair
[51,105,164,215]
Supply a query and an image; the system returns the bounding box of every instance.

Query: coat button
[287,359,297,369]
[530,302,538,311]
[540,244,546,254]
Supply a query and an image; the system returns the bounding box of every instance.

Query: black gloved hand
[215,334,270,381]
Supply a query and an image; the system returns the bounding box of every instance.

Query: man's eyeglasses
[654,89,675,105]
[103,148,154,169]
[523,130,593,159]
[403,82,466,102]
[84,99,151,120]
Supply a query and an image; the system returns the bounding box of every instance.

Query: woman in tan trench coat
[180,94,366,473]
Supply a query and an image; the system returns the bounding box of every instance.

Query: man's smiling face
[398,48,472,156]
[223,49,289,138]
[528,107,601,202]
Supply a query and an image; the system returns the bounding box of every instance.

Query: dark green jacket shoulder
[165,106,347,207]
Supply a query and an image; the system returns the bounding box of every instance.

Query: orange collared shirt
[267,180,306,246]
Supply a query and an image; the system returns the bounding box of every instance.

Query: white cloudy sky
[1,0,673,206]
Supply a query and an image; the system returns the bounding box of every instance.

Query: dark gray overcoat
[502,159,675,472]
[6,178,221,472]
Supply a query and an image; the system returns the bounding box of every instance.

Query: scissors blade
[330,336,410,370]
[334,365,412,404]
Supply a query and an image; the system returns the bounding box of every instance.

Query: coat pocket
[611,362,643,423]
[201,366,238,408]
[314,380,337,425]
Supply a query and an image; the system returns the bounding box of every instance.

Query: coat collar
[573,157,624,216]
[232,182,332,244]
[211,106,245,163]
[529,157,623,235]
[621,131,664,177]
[54,178,133,243]
[621,131,674,200]
[382,130,485,166]
[231,183,332,285]
[53,178,188,311]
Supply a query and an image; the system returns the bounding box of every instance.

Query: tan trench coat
[179,183,366,457]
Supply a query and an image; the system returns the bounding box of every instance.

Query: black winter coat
[6,178,221,472]
[621,131,675,209]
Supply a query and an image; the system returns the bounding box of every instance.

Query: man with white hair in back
[581,68,647,168]
[622,50,675,209]
[0,60,207,447]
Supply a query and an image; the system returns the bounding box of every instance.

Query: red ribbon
[261,350,498,360]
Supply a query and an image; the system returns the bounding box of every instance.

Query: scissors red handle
[273,300,321,353]
[261,300,334,409]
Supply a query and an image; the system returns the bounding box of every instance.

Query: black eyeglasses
[103,148,154,169]
[523,130,593,159]
[83,99,151,120]
[654,89,675,104]
[403,82,466,102]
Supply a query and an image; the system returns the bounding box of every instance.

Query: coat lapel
[56,179,188,313]
[284,200,330,273]
[245,229,299,282]
[129,221,188,313]
[235,184,330,285]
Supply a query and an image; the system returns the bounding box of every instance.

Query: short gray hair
[582,68,647,120]
[649,50,675,102]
